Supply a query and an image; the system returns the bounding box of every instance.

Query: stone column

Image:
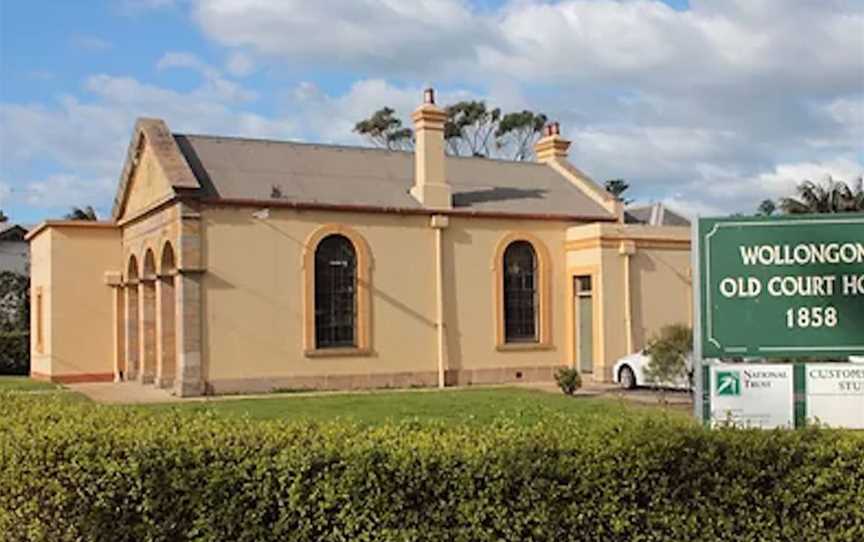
[112,285,126,382]
[155,273,176,388]
[124,282,139,380]
[174,270,203,396]
[138,279,157,384]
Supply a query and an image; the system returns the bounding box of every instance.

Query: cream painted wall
[29,231,52,375]
[630,248,692,351]
[443,217,571,373]
[199,206,575,387]
[29,225,121,378]
[121,145,173,220]
[200,206,438,382]
[566,223,692,381]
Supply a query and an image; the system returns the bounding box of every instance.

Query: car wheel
[619,366,636,390]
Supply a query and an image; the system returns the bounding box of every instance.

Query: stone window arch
[492,233,552,349]
[303,225,371,356]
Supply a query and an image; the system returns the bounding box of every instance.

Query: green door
[575,276,594,373]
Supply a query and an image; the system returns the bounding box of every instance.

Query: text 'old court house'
[28,90,691,396]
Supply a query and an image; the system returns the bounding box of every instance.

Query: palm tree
[779,177,864,214]
[64,206,98,221]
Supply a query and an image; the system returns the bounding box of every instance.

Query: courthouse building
[28,90,691,396]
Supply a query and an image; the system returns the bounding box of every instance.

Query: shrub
[0,331,29,375]
[0,271,29,375]
[554,366,582,395]
[0,393,862,541]
[645,324,693,390]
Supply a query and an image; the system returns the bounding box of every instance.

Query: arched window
[503,241,538,342]
[314,234,357,348]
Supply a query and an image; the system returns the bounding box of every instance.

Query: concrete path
[66,381,180,404]
[66,379,692,409]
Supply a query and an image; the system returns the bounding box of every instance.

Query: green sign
[697,214,864,358]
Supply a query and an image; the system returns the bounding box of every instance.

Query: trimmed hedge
[0,394,862,541]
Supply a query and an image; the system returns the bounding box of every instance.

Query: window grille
[314,234,357,348]
[503,240,538,342]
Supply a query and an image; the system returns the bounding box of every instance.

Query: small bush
[645,324,693,389]
[554,366,582,395]
[0,331,29,375]
[0,394,862,541]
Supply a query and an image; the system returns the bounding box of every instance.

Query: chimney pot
[424,88,436,105]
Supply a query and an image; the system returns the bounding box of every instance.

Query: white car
[612,350,692,390]
[613,353,864,390]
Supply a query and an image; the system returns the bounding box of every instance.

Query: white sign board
[709,364,793,428]
[806,364,864,429]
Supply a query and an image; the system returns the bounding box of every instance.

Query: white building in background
[0,224,29,276]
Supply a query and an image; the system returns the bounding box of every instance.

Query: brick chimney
[410,88,451,209]
[533,122,571,162]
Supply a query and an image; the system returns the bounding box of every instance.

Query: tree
[0,210,7,223]
[355,101,548,160]
[353,107,414,151]
[644,324,693,404]
[64,206,98,221]
[756,199,776,216]
[443,101,501,158]
[779,176,864,214]
[604,179,632,204]
[495,110,548,161]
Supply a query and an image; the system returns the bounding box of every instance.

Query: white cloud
[156,51,258,102]
[191,0,496,76]
[4,174,116,216]
[284,79,478,144]
[654,157,864,218]
[0,72,297,218]
[71,35,112,52]
[225,51,255,77]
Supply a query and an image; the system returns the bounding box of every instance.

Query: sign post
[693,214,864,427]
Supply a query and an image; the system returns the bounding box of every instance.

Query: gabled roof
[625,203,690,227]
[173,134,616,221]
[112,118,200,220]
[112,117,618,222]
[0,224,28,242]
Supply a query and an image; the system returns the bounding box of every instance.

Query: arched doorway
[157,242,177,388]
[125,256,140,380]
[140,249,157,384]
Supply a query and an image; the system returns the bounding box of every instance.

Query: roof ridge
[175,133,548,167]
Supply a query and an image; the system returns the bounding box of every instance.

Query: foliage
[779,176,864,214]
[64,205,98,221]
[443,101,502,157]
[644,324,693,390]
[0,210,7,222]
[554,367,582,395]
[494,110,548,161]
[756,199,776,216]
[0,271,29,375]
[0,332,29,375]
[355,101,548,160]
[604,179,632,204]
[1,393,863,541]
[353,107,414,151]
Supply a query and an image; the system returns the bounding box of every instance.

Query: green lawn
[0,376,62,392]
[142,387,691,426]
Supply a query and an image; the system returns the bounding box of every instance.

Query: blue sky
[0,0,861,224]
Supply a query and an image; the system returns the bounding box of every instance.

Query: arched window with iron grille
[314,234,357,348]
[503,240,538,342]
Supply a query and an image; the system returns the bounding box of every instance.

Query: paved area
[66,381,180,404]
[66,379,693,408]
